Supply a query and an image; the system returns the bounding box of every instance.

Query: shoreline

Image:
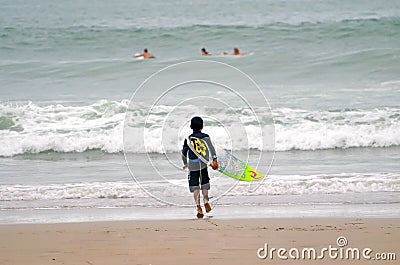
[1,201,400,225]
[1,218,398,265]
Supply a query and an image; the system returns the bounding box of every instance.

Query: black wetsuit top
[181,131,217,169]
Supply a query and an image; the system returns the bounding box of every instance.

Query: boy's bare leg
[202,189,212,213]
[202,189,209,204]
[194,189,203,218]
[193,189,201,205]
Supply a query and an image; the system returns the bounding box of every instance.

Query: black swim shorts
[188,167,210,192]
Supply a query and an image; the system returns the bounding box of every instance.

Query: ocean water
[0,0,399,223]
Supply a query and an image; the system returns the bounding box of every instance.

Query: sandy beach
[0,218,398,265]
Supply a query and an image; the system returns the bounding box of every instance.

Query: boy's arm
[181,138,189,169]
[204,137,219,170]
[204,137,217,160]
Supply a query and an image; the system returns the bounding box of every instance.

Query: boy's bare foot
[197,205,204,218]
[204,202,212,213]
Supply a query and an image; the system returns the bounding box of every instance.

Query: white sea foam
[273,108,400,151]
[232,173,400,196]
[0,181,146,202]
[1,173,398,203]
[0,101,399,156]
[0,100,127,156]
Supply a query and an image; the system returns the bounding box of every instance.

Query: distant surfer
[182,116,219,219]
[134,48,155,59]
[201,48,211,56]
[222,47,243,56]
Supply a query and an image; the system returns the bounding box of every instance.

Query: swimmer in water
[201,48,211,56]
[134,48,155,59]
[222,47,243,56]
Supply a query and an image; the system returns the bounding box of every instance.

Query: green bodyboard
[217,148,265,181]
[186,136,265,182]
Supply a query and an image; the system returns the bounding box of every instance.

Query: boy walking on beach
[182,117,218,218]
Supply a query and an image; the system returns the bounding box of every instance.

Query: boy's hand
[183,164,189,170]
[210,159,219,170]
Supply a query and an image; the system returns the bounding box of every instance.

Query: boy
[182,117,218,218]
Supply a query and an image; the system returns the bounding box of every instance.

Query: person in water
[134,48,155,59]
[201,48,211,56]
[223,47,243,56]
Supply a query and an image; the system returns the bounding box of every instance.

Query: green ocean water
[1,0,399,105]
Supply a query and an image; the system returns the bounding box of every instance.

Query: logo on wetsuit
[191,138,207,157]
